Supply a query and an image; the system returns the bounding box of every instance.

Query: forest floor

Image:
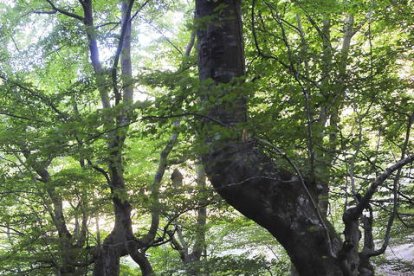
[377,241,414,275]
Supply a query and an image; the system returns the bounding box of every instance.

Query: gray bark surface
[196,1,343,275]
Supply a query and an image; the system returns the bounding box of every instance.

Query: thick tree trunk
[195,1,344,275]
[203,143,343,275]
[93,246,121,276]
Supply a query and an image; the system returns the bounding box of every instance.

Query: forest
[0,0,413,275]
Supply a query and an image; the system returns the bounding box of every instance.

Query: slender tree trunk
[192,163,207,263]
[187,164,207,275]
[21,154,84,274]
[313,18,332,215]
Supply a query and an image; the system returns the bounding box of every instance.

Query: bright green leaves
[0,0,412,274]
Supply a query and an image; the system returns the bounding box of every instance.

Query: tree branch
[347,155,414,221]
[141,121,179,244]
[364,113,413,257]
[130,0,151,22]
[112,0,135,104]
[44,0,84,21]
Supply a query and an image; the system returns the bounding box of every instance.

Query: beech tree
[194,0,413,275]
[0,0,413,275]
[0,0,188,274]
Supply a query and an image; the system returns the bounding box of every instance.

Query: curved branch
[364,113,413,257]
[347,154,414,221]
[45,0,84,21]
[140,121,179,245]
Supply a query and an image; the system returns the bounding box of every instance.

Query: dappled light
[0,0,413,275]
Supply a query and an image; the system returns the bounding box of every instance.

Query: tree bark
[195,1,343,275]
[93,246,121,276]
[195,3,414,274]
[83,1,154,274]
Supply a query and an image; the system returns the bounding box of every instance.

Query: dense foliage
[0,0,413,275]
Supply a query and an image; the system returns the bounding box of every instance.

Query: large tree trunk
[195,1,344,275]
[93,246,121,276]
